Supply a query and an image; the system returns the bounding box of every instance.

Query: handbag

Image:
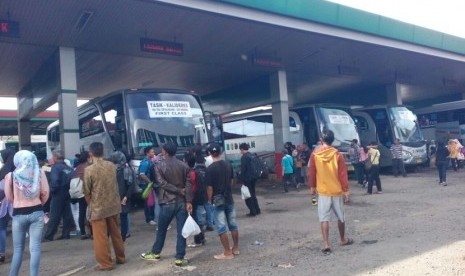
[182,214,201,238]
[213,193,225,207]
[365,152,378,170]
[241,185,251,200]
[141,182,153,200]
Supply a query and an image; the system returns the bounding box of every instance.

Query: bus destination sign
[0,20,20,38]
[140,38,183,56]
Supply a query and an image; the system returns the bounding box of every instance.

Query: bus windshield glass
[316,107,358,151]
[125,91,208,158]
[389,106,424,143]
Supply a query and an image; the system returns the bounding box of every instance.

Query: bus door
[353,111,391,168]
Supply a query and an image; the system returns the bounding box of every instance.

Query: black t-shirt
[206,160,234,204]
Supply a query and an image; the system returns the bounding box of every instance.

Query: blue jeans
[214,203,238,235]
[10,210,44,276]
[0,215,10,255]
[151,201,187,260]
[196,202,214,228]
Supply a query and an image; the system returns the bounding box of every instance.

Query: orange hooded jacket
[309,145,349,196]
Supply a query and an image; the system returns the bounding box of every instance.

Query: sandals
[214,253,234,260]
[321,248,331,255]
[340,238,354,246]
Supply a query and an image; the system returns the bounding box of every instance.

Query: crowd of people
[0,133,464,274]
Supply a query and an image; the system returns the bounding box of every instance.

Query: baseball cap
[207,143,222,154]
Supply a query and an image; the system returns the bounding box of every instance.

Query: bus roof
[415,100,465,115]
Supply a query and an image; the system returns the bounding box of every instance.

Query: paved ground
[1,167,465,276]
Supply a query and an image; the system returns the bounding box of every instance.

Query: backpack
[69,177,84,199]
[194,165,207,203]
[249,153,268,180]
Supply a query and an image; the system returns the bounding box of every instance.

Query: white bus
[222,105,359,172]
[415,100,465,142]
[353,105,427,168]
[46,88,210,167]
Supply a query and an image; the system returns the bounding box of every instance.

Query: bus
[222,104,359,173]
[352,105,427,168]
[415,100,465,142]
[46,88,210,168]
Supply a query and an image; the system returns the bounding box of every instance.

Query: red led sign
[0,20,20,38]
[252,56,282,68]
[140,38,183,56]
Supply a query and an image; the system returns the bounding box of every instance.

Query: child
[281,149,294,192]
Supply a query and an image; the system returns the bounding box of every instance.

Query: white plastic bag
[241,185,251,200]
[182,214,201,238]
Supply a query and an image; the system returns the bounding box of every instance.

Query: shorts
[214,203,238,235]
[317,195,345,222]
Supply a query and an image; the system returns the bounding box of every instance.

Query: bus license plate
[416,159,422,164]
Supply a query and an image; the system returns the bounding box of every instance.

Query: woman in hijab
[73,151,91,240]
[4,150,49,276]
[110,151,135,242]
[0,149,15,264]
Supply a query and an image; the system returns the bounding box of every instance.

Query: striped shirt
[390,144,403,159]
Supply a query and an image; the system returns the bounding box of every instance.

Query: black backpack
[194,165,207,203]
[249,153,268,180]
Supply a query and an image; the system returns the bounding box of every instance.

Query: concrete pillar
[386,83,403,105]
[270,70,290,178]
[18,119,32,150]
[58,47,80,160]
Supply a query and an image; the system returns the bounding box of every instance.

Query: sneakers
[156,224,172,231]
[140,252,161,261]
[174,259,189,267]
[441,182,447,186]
[148,220,157,225]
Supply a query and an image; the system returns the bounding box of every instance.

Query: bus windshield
[125,92,208,158]
[316,107,358,151]
[389,106,424,143]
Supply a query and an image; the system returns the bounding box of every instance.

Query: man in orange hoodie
[309,130,353,255]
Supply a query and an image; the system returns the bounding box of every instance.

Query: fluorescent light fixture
[229,105,272,115]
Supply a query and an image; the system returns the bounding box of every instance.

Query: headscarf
[110,151,134,183]
[0,149,16,180]
[12,150,41,200]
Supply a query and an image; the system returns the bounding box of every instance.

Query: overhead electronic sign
[252,55,282,68]
[0,20,20,38]
[140,38,183,56]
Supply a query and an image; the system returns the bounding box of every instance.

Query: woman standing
[366,142,382,195]
[435,141,449,186]
[110,151,134,242]
[0,149,15,264]
[73,151,90,240]
[5,150,49,276]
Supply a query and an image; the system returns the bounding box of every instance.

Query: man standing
[43,150,74,241]
[349,139,363,185]
[239,143,261,217]
[83,142,125,271]
[140,142,192,267]
[138,146,156,225]
[391,138,407,177]
[206,143,239,260]
[309,130,352,255]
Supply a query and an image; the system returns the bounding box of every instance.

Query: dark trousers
[367,165,382,194]
[245,179,261,215]
[437,161,448,183]
[120,212,128,241]
[451,158,459,171]
[354,162,364,184]
[75,197,88,236]
[44,193,73,240]
[191,202,205,244]
[392,158,406,176]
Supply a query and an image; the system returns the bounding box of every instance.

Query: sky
[327,0,465,38]
[1,1,464,110]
